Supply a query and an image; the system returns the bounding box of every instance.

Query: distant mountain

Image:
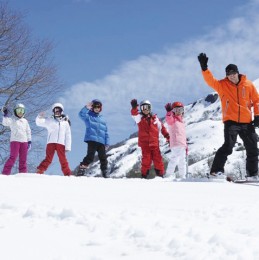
[74,82,259,179]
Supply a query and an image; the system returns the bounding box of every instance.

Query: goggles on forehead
[15,107,25,114]
[172,106,184,114]
[141,104,151,111]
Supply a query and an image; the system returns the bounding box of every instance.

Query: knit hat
[225,64,239,76]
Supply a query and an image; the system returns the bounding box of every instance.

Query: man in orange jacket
[198,53,259,180]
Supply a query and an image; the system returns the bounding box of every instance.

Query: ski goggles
[140,104,151,111]
[172,107,184,114]
[15,107,25,114]
[54,107,62,113]
[93,104,101,109]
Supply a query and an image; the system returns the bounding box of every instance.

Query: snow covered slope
[0,174,259,260]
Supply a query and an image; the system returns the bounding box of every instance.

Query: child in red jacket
[131,99,169,178]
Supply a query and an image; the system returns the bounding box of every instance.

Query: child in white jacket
[36,103,72,176]
[1,104,31,175]
[165,101,187,180]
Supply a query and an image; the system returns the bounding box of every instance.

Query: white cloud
[61,0,259,144]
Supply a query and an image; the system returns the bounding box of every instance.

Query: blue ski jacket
[79,106,109,145]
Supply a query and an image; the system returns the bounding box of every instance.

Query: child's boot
[141,170,150,179]
[102,169,109,178]
[155,169,164,178]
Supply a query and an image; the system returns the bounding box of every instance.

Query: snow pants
[141,146,164,176]
[37,143,71,176]
[81,141,108,173]
[211,121,258,176]
[2,141,29,175]
[166,146,186,178]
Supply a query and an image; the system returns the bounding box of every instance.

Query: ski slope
[0,174,259,260]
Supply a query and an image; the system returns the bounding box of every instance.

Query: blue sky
[8,0,259,174]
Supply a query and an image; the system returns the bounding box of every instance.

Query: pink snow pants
[2,141,28,175]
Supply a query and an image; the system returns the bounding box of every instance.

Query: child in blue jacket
[78,99,110,177]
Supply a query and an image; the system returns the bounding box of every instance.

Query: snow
[1,174,259,260]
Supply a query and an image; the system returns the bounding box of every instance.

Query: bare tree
[0,3,63,171]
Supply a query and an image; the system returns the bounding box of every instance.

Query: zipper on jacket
[223,100,229,117]
[47,121,61,143]
[57,122,60,143]
[237,86,240,122]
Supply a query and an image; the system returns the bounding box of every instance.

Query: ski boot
[101,169,109,178]
[155,169,164,178]
[141,170,150,179]
[76,163,88,177]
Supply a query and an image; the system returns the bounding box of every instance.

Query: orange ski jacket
[202,69,259,123]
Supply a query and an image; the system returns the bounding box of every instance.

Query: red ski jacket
[131,108,169,148]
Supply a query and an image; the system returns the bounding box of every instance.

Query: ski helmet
[14,103,25,118]
[172,101,184,115]
[92,99,102,112]
[52,103,64,118]
[140,100,151,113]
[52,103,64,112]
[172,101,184,109]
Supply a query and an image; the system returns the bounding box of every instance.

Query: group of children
[131,99,187,179]
[1,98,187,179]
[1,102,73,176]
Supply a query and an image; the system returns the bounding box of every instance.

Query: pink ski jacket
[165,112,187,149]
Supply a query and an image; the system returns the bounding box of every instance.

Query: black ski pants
[82,141,108,172]
[211,120,258,176]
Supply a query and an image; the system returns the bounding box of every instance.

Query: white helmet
[140,100,151,112]
[14,103,25,110]
[52,103,64,112]
[14,103,25,117]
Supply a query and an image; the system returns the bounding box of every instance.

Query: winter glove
[2,106,8,117]
[198,53,208,71]
[253,116,259,127]
[28,141,32,151]
[38,111,45,118]
[130,99,138,109]
[165,103,172,112]
[86,102,92,110]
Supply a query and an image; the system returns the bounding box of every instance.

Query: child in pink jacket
[165,101,187,179]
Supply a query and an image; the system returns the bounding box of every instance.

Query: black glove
[2,106,8,117]
[131,99,138,109]
[253,116,259,127]
[165,103,172,112]
[198,53,208,71]
[28,141,32,151]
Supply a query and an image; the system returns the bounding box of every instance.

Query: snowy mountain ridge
[77,80,259,179]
